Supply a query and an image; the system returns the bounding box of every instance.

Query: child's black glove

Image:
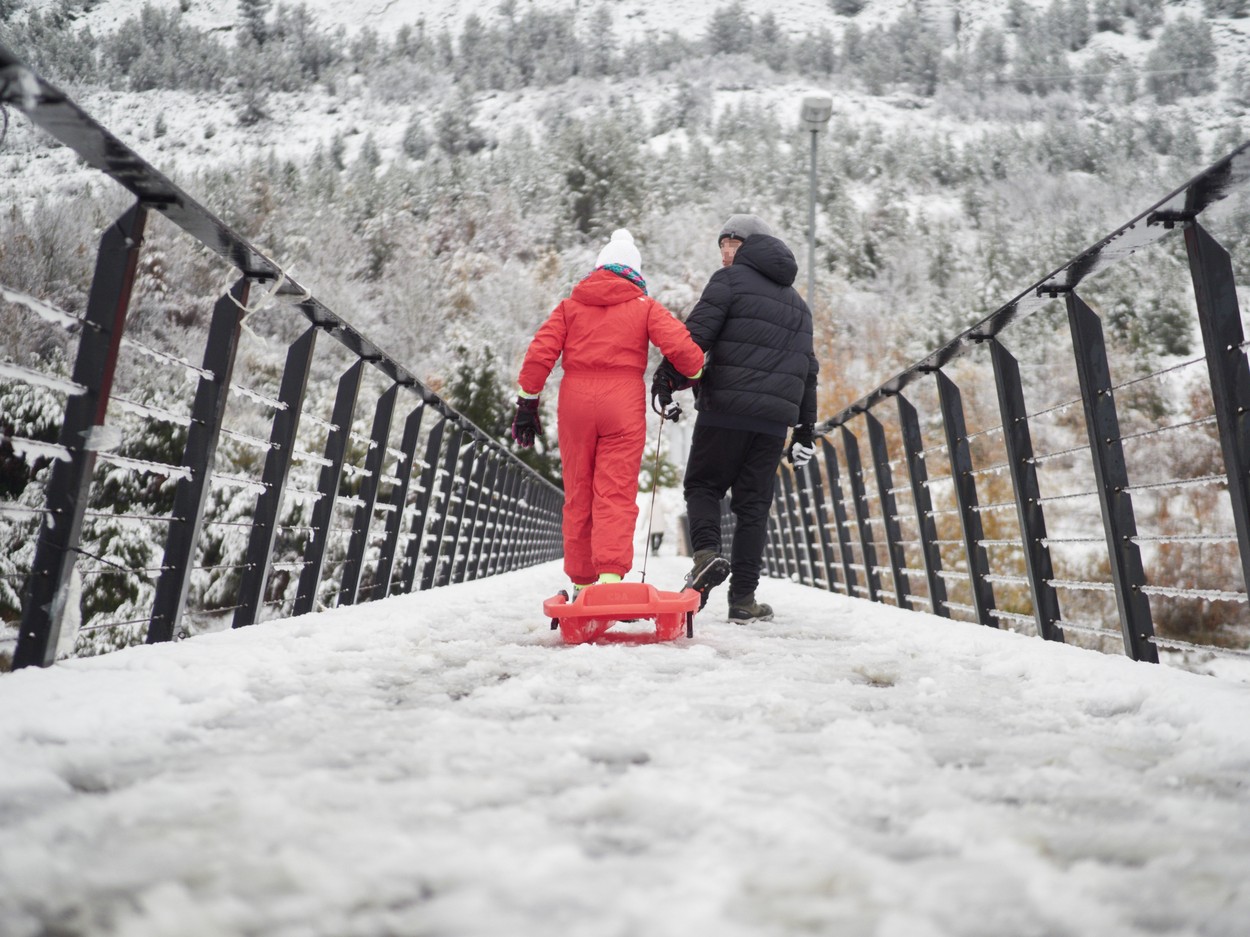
[511,396,542,448]
[650,359,696,421]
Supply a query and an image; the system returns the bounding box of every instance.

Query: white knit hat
[595,228,643,276]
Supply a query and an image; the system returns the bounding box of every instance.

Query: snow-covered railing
[0,46,563,669]
[765,141,1250,668]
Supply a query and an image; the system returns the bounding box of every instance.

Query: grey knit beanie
[718,213,774,246]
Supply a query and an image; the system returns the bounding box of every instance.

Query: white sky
[2,516,1249,937]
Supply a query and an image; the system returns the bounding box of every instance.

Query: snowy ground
[2,529,1250,937]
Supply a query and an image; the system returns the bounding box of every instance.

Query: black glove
[652,391,683,422]
[511,396,542,448]
[650,358,696,421]
[787,423,816,468]
[654,357,696,393]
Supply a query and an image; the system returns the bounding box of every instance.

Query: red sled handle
[543,581,700,621]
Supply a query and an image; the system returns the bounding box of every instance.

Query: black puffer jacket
[685,234,819,436]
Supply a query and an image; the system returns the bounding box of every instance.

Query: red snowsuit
[518,269,704,584]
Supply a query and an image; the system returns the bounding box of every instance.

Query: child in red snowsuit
[511,229,704,591]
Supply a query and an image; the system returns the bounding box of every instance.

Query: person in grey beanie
[651,213,820,623]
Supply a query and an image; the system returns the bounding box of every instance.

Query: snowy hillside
[29,0,995,41]
[5,0,1248,213]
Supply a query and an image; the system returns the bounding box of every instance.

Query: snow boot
[728,592,773,624]
[685,549,730,610]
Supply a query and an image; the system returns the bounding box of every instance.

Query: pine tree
[433,94,487,156]
[1093,0,1124,32]
[239,0,271,46]
[755,13,789,71]
[794,27,837,77]
[447,345,511,440]
[1205,0,1249,18]
[583,5,617,77]
[556,112,645,236]
[705,0,753,55]
[446,346,561,486]
[1130,0,1164,38]
[1146,15,1217,103]
[402,115,431,161]
[1066,0,1092,50]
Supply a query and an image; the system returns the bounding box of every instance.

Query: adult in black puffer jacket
[653,214,820,623]
[687,231,818,433]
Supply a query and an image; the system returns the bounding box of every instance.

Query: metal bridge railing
[764,141,1250,668]
[0,46,563,669]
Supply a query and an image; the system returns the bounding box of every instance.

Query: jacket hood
[734,234,797,288]
[570,268,644,305]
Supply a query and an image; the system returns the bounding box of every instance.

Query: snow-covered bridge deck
[2,556,1248,936]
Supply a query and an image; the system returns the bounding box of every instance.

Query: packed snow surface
[2,547,1249,936]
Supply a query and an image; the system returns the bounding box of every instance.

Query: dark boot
[728,592,773,623]
[685,549,730,610]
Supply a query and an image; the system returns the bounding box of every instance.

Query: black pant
[684,423,785,600]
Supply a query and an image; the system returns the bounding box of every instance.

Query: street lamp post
[799,94,833,307]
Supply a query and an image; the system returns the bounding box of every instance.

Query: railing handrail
[818,141,1250,432]
[772,141,1250,669]
[0,42,543,475]
[1,45,563,669]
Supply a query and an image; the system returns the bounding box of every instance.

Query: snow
[2,523,1250,936]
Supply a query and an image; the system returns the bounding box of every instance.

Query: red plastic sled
[544,581,701,645]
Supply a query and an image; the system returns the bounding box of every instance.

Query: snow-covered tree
[239,0,272,46]
[1145,15,1217,103]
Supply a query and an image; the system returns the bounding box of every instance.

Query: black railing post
[792,462,827,590]
[840,426,881,602]
[989,341,1065,642]
[293,360,364,616]
[438,439,478,587]
[537,477,557,564]
[1066,294,1158,661]
[421,425,463,590]
[515,475,535,570]
[548,485,565,562]
[453,442,490,584]
[232,325,317,628]
[372,402,424,600]
[1184,221,1250,594]
[803,454,840,593]
[866,411,911,609]
[504,464,526,572]
[469,452,501,581]
[777,467,805,583]
[339,382,398,606]
[401,417,446,593]
[519,476,540,569]
[896,392,948,618]
[820,438,858,596]
[149,277,249,643]
[543,484,562,563]
[936,370,997,627]
[16,203,147,669]
[764,493,783,579]
[482,464,512,579]
[508,468,531,573]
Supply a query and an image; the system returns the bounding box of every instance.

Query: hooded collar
[569,267,646,306]
[733,234,798,288]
